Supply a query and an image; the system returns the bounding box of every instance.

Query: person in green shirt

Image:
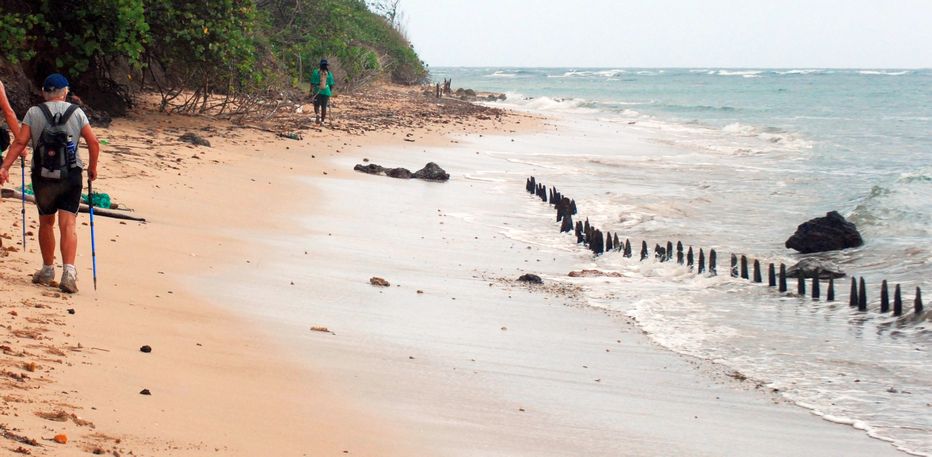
[310,59,336,124]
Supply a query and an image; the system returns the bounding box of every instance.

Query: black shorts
[32,169,83,216]
[314,94,330,109]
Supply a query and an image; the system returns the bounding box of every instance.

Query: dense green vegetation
[0,0,427,114]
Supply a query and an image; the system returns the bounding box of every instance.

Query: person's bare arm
[0,124,30,186]
[81,124,100,181]
[0,80,20,133]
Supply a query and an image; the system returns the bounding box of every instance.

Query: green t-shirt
[311,69,335,97]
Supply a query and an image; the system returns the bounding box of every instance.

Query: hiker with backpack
[309,59,335,124]
[0,73,100,293]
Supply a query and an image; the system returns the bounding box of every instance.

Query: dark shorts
[314,94,330,109]
[32,169,83,216]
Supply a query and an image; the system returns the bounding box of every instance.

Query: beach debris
[53,434,68,444]
[369,277,391,287]
[139,345,152,353]
[23,362,37,372]
[516,273,543,284]
[179,132,210,147]
[310,326,332,334]
[139,389,151,396]
[416,290,424,294]
[0,424,39,447]
[785,211,863,253]
[67,308,75,314]
[568,269,622,278]
[36,411,93,427]
[785,258,846,279]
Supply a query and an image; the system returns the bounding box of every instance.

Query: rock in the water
[179,132,210,147]
[785,258,846,279]
[386,167,413,179]
[785,211,863,253]
[369,277,391,287]
[517,274,543,284]
[413,162,450,181]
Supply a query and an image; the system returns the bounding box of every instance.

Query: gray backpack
[34,103,79,180]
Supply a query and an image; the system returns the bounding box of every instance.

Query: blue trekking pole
[20,156,25,248]
[87,177,98,290]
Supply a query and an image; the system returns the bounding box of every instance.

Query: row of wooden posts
[525,176,926,318]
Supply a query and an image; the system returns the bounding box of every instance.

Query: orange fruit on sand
[54,434,68,444]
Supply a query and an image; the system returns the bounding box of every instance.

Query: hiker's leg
[319,95,329,122]
[38,214,56,265]
[58,211,77,265]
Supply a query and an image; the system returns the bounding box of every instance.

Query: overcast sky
[398,0,932,68]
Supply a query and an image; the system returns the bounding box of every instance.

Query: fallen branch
[1,189,147,222]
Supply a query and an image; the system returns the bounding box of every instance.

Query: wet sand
[0,84,907,455]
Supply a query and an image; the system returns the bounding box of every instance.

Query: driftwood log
[1,188,147,222]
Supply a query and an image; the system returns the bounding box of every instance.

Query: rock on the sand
[370,276,391,287]
[386,167,413,179]
[179,132,211,147]
[412,162,450,181]
[517,274,543,284]
[785,211,863,253]
[353,162,449,182]
[785,259,846,279]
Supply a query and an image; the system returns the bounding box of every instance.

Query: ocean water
[432,67,931,455]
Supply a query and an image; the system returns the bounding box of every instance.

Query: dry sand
[0,84,531,456]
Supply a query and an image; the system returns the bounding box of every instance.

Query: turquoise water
[432,68,931,455]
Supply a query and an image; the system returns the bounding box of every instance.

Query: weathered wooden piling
[779,264,787,292]
[698,249,706,274]
[731,254,738,278]
[709,249,717,275]
[526,178,532,193]
[916,288,923,314]
[740,256,749,279]
[613,233,621,251]
[640,241,648,261]
[753,260,762,283]
[606,233,614,251]
[858,277,867,311]
[768,263,776,287]
[880,280,889,313]
[655,244,664,262]
[676,242,684,264]
[575,221,584,243]
[893,285,902,316]
[686,247,694,270]
[827,277,835,301]
[797,274,806,295]
[548,187,554,204]
[624,239,632,258]
[560,214,574,233]
[849,278,858,307]
[570,199,577,215]
[812,272,820,300]
[666,241,674,262]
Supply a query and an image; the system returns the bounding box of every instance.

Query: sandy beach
[0,84,910,456]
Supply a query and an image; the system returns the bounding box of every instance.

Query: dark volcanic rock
[413,162,450,181]
[354,163,385,175]
[785,211,863,253]
[785,259,846,279]
[386,167,413,179]
[517,274,543,284]
[179,132,210,147]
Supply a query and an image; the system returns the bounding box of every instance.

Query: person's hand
[0,167,9,186]
[87,167,97,181]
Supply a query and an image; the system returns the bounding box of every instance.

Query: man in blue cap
[309,59,335,124]
[0,73,101,293]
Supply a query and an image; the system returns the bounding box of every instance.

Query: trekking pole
[87,177,98,290]
[20,156,25,248]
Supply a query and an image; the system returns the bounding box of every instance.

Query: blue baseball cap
[43,73,69,91]
[319,59,329,67]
